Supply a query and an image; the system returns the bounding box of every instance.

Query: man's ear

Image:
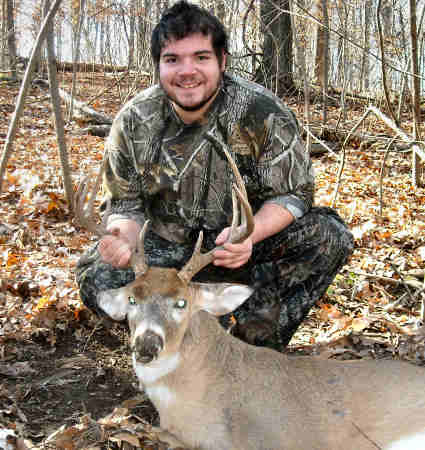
[192,282,253,316]
[220,50,227,71]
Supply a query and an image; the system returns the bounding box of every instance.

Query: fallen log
[33,78,112,125]
[79,124,111,137]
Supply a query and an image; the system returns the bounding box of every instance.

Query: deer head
[75,139,255,365]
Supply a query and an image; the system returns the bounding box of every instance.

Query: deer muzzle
[133,330,164,364]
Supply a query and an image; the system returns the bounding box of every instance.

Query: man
[77,0,353,350]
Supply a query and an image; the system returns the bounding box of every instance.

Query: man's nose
[178,58,197,75]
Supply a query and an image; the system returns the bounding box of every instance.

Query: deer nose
[134,330,163,363]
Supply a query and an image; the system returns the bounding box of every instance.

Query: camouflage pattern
[77,207,353,349]
[103,73,314,241]
[76,73,354,349]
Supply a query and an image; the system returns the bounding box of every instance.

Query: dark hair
[151,1,229,67]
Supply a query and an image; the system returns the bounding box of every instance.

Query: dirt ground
[0,310,173,449]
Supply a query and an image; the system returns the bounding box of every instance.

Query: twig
[331,108,373,207]
[303,127,338,156]
[345,268,421,288]
[390,263,416,304]
[83,317,104,353]
[379,136,397,217]
[385,285,425,312]
[376,0,398,126]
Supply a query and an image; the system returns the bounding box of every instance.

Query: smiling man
[158,33,225,121]
[77,1,353,350]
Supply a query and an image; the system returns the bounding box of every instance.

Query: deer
[75,144,425,450]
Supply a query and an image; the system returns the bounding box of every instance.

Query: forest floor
[0,71,424,449]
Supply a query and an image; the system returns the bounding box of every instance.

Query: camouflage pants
[76,207,353,350]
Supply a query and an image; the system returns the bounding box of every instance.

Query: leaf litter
[0,72,424,449]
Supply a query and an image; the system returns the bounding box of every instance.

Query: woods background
[0,2,425,448]
[1,0,424,185]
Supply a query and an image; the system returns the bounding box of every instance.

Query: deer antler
[178,134,254,284]
[75,158,150,277]
[130,221,149,276]
[74,158,111,237]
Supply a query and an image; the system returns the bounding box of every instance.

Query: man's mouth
[177,82,201,89]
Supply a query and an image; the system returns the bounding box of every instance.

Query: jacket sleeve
[255,106,314,219]
[101,112,146,227]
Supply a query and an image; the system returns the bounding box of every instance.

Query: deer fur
[77,147,425,449]
[98,267,425,450]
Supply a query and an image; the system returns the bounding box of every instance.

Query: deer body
[99,277,425,450]
[77,148,425,450]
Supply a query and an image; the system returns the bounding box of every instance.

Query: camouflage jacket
[103,73,314,244]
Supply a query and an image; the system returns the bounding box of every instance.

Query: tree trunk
[408,0,422,186]
[128,0,136,69]
[6,0,16,78]
[313,0,327,87]
[255,0,294,97]
[215,0,226,24]
[1,0,5,69]
[313,0,329,123]
[361,0,371,91]
[44,0,74,210]
[69,0,86,121]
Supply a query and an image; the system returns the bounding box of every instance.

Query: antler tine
[229,184,254,243]
[74,159,111,237]
[130,220,150,277]
[178,231,208,284]
[178,135,255,284]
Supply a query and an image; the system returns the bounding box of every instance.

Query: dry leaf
[352,317,370,332]
[109,432,140,447]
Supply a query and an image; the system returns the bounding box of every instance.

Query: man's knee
[76,247,135,314]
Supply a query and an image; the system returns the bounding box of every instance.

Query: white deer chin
[132,352,181,386]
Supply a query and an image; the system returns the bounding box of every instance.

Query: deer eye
[174,299,187,309]
[128,296,136,305]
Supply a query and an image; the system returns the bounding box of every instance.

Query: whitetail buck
[76,146,425,450]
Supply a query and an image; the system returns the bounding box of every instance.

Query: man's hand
[98,219,141,268]
[213,227,253,268]
[213,203,296,269]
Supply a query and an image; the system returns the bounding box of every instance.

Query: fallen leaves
[23,402,172,450]
[0,71,424,449]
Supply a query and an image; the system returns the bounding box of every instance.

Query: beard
[161,76,223,112]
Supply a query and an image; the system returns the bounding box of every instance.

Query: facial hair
[161,76,223,112]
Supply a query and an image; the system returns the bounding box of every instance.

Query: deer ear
[97,288,129,321]
[193,283,254,316]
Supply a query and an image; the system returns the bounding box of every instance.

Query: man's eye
[128,296,136,305]
[174,299,187,309]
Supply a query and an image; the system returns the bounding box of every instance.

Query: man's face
[159,33,226,121]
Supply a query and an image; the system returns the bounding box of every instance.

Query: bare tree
[409,0,423,186]
[360,0,372,91]
[313,0,326,87]
[312,0,329,123]
[0,0,17,77]
[255,0,294,97]
[45,0,74,209]
[128,0,136,68]
[69,0,86,121]
[0,0,64,195]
